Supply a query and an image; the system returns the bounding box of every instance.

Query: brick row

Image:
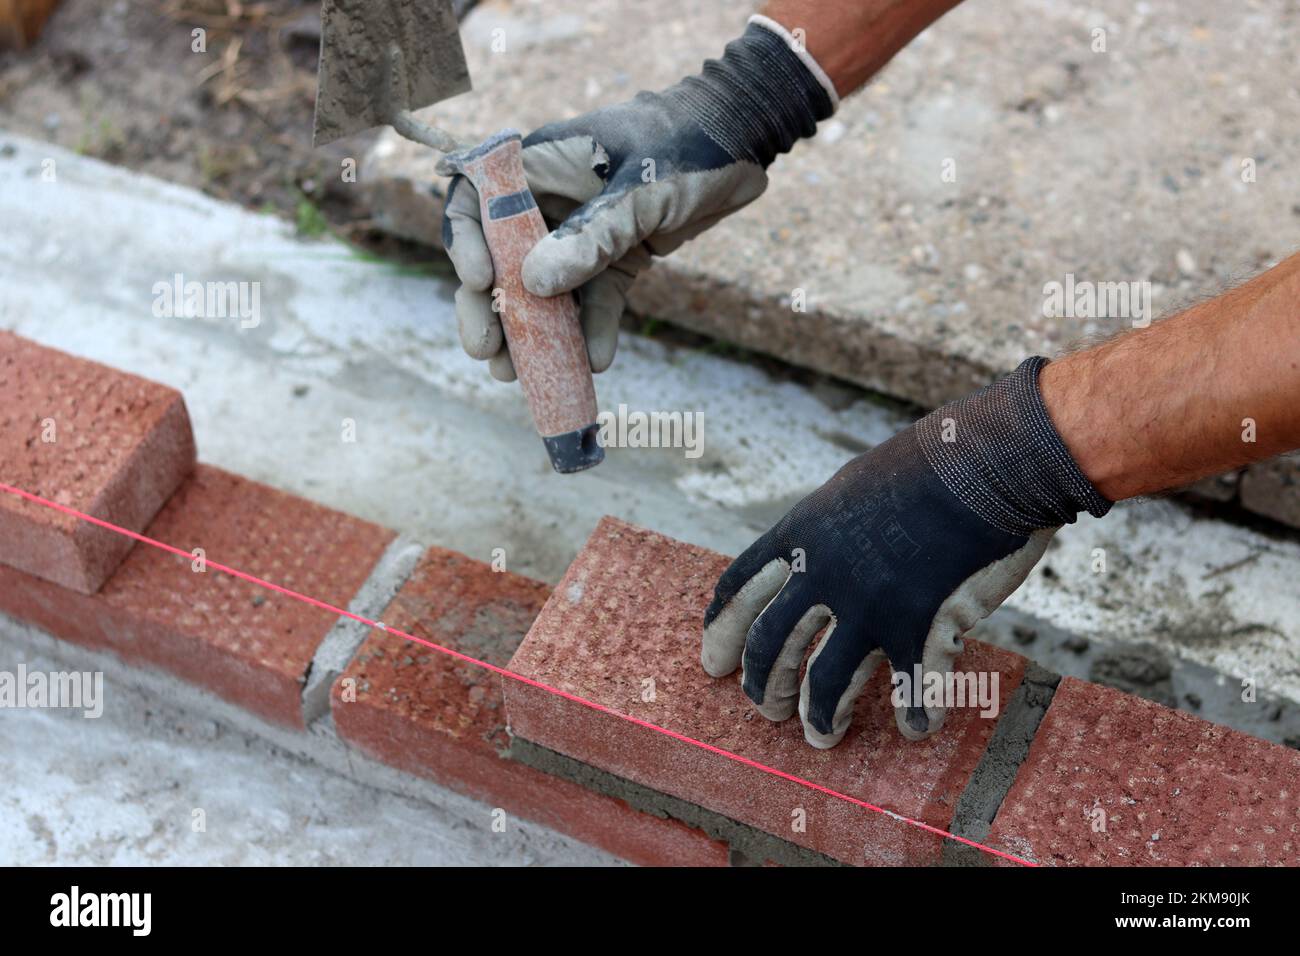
[0,465,394,728]
[330,546,731,866]
[984,678,1300,866]
[501,516,1028,866]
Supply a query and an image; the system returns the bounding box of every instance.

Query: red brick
[985,677,1300,865]
[502,517,1027,866]
[0,465,394,728]
[332,547,731,867]
[0,332,197,593]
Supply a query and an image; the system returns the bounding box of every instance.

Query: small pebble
[818,120,846,145]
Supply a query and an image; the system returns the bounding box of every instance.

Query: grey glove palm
[439,20,835,380]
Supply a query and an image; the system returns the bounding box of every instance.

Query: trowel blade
[313,0,472,147]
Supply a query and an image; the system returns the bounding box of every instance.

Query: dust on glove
[439,17,836,381]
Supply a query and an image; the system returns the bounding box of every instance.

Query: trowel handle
[452,129,603,474]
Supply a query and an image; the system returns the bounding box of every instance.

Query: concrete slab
[363,0,1300,409]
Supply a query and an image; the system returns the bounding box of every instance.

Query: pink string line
[0,478,1035,867]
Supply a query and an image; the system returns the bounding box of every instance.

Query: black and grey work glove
[701,358,1112,748]
[439,16,837,381]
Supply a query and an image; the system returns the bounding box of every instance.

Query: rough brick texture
[0,465,393,728]
[502,517,1027,866]
[985,677,1300,865]
[0,331,196,593]
[331,547,731,867]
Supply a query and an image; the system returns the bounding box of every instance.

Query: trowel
[313,0,603,473]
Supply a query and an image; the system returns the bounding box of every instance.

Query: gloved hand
[701,358,1112,748]
[438,16,837,381]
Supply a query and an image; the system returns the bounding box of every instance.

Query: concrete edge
[402,170,1000,410]
[943,661,1062,867]
[506,735,842,867]
[301,533,426,726]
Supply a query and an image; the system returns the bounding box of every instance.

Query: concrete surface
[2,133,1299,859]
[1241,451,1300,527]
[0,616,618,866]
[365,0,1300,409]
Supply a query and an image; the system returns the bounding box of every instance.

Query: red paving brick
[0,465,393,728]
[985,678,1300,866]
[502,517,1027,866]
[331,547,731,867]
[0,331,196,592]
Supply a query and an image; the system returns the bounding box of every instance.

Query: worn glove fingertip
[700,557,789,679]
[488,349,517,383]
[445,229,495,293]
[752,695,798,723]
[800,712,845,750]
[894,706,945,741]
[521,241,571,298]
[454,286,503,360]
[587,324,619,374]
[798,690,848,749]
[580,286,624,374]
[701,617,741,678]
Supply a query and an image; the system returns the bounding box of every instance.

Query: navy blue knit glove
[701,358,1111,747]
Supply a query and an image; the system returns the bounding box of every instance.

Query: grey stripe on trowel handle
[301,534,427,728]
[943,662,1062,867]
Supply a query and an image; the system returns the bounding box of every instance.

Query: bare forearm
[761,0,964,97]
[1042,253,1300,501]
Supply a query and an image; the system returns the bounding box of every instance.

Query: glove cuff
[668,20,836,167]
[915,357,1113,536]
